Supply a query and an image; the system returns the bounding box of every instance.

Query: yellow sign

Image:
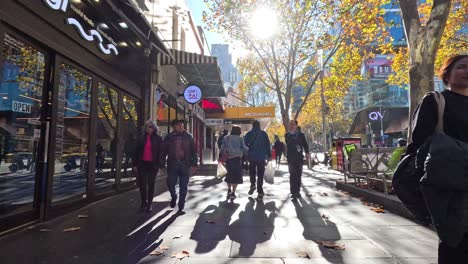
[207,107,275,119]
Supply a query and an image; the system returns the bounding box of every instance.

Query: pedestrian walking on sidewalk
[273,135,285,169]
[132,120,162,213]
[285,120,309,199]
[409,54,468,264]
[220,126,249,200]
[244,120,271,199]
[161,119,198,214]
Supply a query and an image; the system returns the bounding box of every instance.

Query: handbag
[422,92,468,190]
[392,93,434,225]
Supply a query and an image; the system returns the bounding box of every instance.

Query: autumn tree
[397,0,452,135]
[389,0,466,125]
[204,0,391,132]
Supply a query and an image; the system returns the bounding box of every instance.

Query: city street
[0,165,438,264]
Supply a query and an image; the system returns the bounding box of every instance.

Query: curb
[335,181,415,220]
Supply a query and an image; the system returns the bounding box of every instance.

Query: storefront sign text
[12,101,32,114]
[368,111,384,120]
[43,0,118,56]
[205,119,223,126]
[184,85,202,104]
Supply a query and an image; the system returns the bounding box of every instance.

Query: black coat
[132,133,163,167]
[412,90,468,246]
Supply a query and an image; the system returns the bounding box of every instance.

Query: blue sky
[186,0,225,49]
[186,0,247,61]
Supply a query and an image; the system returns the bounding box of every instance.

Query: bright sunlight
[249,7,278,39]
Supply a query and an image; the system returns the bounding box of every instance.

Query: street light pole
[379,106,384,145]
[318,49,327,152]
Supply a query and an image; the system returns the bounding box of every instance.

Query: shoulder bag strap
[433,91,445,133]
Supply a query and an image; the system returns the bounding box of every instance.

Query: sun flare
[249,7,278,39]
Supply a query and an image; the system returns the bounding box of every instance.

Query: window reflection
[53,64,91,203]
[95,83,118,192]
[120,95,138,183]
[0,34,45,216]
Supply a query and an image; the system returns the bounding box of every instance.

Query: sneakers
[291,193,301,199]
[248,185,256,195]
[178,204,185,215]
[227,190,232,198]
[170,196,177,208]
[230,193,237,199]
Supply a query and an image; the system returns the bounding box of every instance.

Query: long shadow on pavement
[190,201,239,253]
[228,197,277,257]
[126,210,181,264]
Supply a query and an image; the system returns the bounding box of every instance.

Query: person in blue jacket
[244,120,271,199]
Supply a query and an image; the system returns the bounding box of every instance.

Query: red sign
[366,55,393,79]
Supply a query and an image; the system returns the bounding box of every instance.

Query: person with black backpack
[244,120,271,199]
[399,54,468,263]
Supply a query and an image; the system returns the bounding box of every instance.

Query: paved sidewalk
[0,165,438,264]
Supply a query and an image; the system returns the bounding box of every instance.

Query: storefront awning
[157,49,225,97]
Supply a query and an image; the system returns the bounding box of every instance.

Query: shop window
[120,94,138,184]
[95,82,118,192]
[53,64,91,203]
[0,33,45,216]
[156,100,170,137]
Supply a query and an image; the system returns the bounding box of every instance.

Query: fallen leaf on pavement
[306,194,315,197]
[171,251,190,259]
[317,241,345,250]
[320,192,328,196]
[63,227,80,232]
[173,234,183,239]
[78,214,88,218]
[150,250,164,256]
[296,251,310,258]
[159,245,170,251]
[322,214,330,220]
[371,208,385,213]
[206,220,215,224]
[39,229,51,232]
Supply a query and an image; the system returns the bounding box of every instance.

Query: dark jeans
[137,162,159,205]
[439,234,468,264]
[167,161,191,208]
[249,160,266,194]
[276,153,283,167]
[288,159,303,194]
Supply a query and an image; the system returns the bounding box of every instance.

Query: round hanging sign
[183,85,203,104]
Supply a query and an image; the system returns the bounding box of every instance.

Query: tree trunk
[398,0,451,140]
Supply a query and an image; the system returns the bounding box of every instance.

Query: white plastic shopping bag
[216,162,228,178]
[264,162,274,184]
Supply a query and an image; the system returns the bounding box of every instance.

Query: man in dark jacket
[217,129,228,150]
[285,120,309,199]
[161,119,198,214]
[244,120,271,199]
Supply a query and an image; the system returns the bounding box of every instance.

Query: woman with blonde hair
[132,120,163,212]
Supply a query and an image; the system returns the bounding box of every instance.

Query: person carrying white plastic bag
[264,161,274,184]
[216,162,227,178]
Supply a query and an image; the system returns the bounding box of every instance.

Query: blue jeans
[167,161,191,208]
